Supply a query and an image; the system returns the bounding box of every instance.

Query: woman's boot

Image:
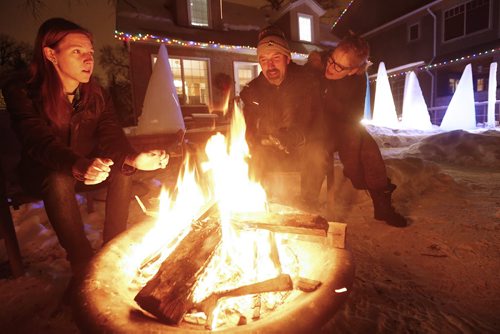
[369,183,407,227]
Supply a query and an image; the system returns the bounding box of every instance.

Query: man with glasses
[240,27,327,209]
[308,35,408,227]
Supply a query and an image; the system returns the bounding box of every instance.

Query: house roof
[116,0,335,53]
[272,0,326,21]
[331,0,438,38]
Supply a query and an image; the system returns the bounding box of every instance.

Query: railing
[428,100,500,126]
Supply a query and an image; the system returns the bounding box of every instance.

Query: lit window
[189,0,209,27]
[449,78,459,93]
[477,78,485,91]
[238,69,255,88]
[168,58,209,105]
[443,0,490,41]
[298,14,312,42]
[233,61,259,97]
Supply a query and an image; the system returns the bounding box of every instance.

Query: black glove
[276,127,305,151]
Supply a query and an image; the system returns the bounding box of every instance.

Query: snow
[1,127,499,333]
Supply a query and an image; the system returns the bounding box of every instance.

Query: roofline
[361,0,442,38]
[273,0,326,21]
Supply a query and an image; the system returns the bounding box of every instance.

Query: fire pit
[74,107,354,332]
[74,207,354,333]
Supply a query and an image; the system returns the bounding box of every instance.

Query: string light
[369,46,500,82]
[114,31,308,59]
[332,0,355,29]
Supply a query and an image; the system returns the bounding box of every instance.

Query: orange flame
[136,104,303,329]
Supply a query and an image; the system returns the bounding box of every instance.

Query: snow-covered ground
[1,126,499,333]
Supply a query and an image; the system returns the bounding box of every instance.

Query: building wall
[366,0,500,123]
[129,42,257,119]
[367,14,435,69]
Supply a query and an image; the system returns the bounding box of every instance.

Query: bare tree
[99,43,135,126]
[23,0,116,18]
[0,34,32,87]
[261,0,288,11]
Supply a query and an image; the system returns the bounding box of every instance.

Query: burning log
[295,277,322,292]
[195,274,293,327]
[134,218,222,325]
[232,212,329,236]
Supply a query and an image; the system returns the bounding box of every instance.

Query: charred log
[134,219,222,325]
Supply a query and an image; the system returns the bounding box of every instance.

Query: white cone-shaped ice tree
[401,71,433,130]
[372,62,399,128]
[135,44,185,135]
[440,64,476,131]
[487,62,497,128]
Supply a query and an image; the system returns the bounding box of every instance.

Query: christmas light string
[115,31,308,59]
[369,46,500,82]
[331,0,355,29]
[116,31,498,76]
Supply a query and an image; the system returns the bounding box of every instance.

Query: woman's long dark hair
[29,17,103,128]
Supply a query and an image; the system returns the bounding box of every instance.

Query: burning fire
[132,104,310,329]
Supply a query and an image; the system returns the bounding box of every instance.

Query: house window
[408,23,420,41]
[298,14,313,42]
[189,0,209,27]
[465,0,490,34]
[233,61,259,97]
[443,0,490,41]
[449,78,459,94]
[169,58,210,105]
[476,78,485,92]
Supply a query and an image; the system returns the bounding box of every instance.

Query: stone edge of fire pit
[73,218,355,334]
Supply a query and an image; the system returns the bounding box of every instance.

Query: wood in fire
[134,218,222,325]
[196,274,294,328]
[232,212,329,237]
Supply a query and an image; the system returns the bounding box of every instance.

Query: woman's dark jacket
[2,72,136,185]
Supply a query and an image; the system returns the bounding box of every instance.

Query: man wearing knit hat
[240,26,328,210]
[256,31,292,85]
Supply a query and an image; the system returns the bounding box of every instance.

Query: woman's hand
[72,157,113,185]
[128,150,169,171]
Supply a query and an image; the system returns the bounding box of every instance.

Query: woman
[3,18,170,273]
[308,34,407,227]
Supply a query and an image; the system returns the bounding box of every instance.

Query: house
[116,0,338,128]
[333,0,500,125]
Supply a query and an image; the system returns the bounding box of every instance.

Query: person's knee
[41,171,76,194]
[108,169,132,186]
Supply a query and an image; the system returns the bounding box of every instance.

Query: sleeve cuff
[121,162,137,176]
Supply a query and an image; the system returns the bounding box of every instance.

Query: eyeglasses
[327,57,358,73]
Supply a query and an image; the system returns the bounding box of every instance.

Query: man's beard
[266,69,282,85]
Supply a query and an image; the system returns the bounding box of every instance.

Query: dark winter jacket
[322,72,366,125]
[2,72,136,185]
[239,62,324,152]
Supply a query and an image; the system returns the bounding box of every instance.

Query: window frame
[408,22,421,42]
[233,61,260,97]
[152,54,212,106]
[187,0,211,28]
[442,0,491,43]
[297,13,313,42]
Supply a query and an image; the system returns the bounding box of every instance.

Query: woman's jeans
[23,168,132,271]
